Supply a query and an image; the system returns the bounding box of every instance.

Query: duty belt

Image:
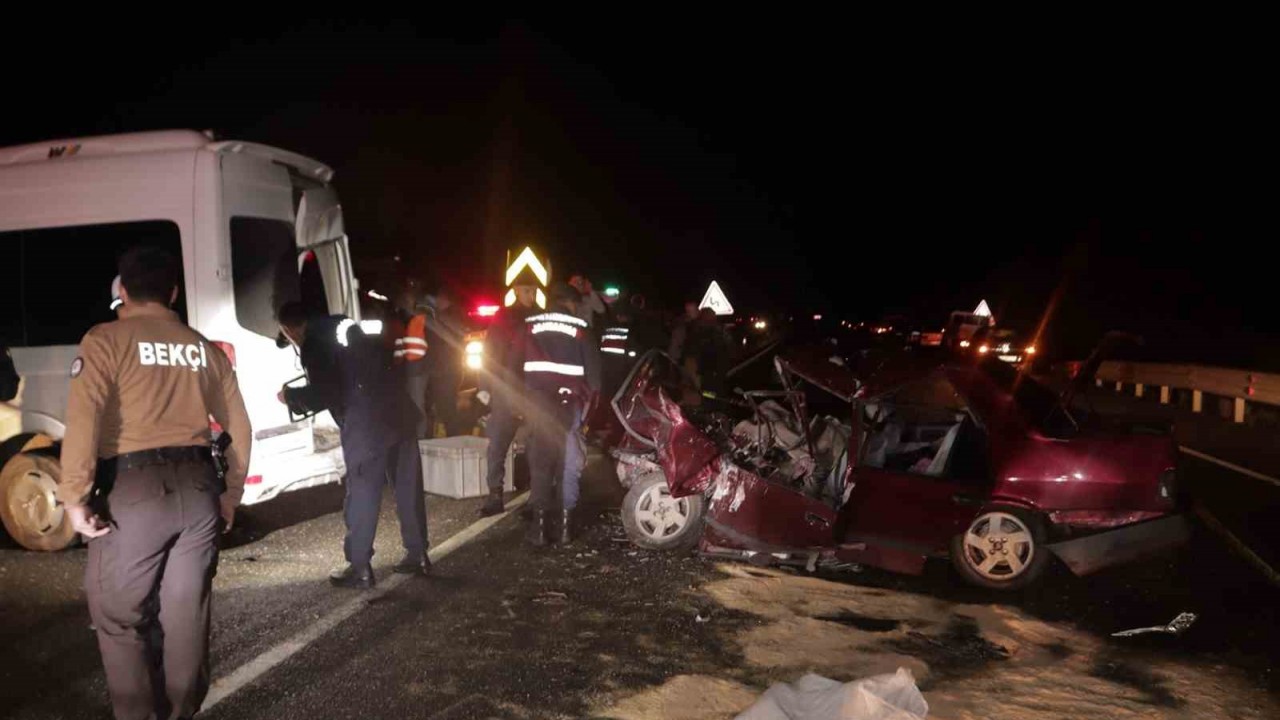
[105,445,212,472]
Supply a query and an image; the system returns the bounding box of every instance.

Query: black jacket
[284,316,421,467]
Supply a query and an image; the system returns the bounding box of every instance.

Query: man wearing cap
[60,246,252,720]
[515,282,600,544]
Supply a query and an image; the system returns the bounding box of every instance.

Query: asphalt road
[2,452,1278,719]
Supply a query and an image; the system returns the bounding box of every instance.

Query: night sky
[2,16,1270,365]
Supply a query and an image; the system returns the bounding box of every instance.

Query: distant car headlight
[959,340,970,348]
[466,354,483,370]
[978,344,989,354]
[1025,345,1036,354]
[465,340,484,355]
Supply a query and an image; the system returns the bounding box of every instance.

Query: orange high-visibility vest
[394,314,428,363]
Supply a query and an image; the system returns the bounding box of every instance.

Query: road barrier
[1077,361,1280,424]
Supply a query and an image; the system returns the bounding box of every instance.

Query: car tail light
[470,303,500,319]
[245,475,263,485]
[212,341,236,368]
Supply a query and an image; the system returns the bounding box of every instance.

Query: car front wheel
[950,507,1050,590]
[620,471,705,552]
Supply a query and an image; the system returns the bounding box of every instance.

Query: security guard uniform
[58,302,252,720]
[516,292,600,544]
[282,314,427,584]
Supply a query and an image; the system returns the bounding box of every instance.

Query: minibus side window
[1,221,185,347]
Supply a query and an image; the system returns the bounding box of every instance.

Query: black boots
[526,509,548,546]
[393,552,432,576]
[556,509,573,545]
[478,489,505,517]
[329,564,375,589]
[526,508,574,546]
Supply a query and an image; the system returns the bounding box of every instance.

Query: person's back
[292,314,419,463]
[57,246,251,720]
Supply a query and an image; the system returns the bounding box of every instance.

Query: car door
[835,377,990,574]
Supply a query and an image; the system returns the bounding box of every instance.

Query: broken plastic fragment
[1111,612,1198,638]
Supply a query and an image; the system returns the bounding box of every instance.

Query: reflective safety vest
[600,326,630,357]
[521,311,599,399]
[394,314,428,363]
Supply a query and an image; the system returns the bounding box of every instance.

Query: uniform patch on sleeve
[70,357,84,378]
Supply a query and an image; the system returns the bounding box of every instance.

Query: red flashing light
[245,475,263,485]
[473,304,500,318]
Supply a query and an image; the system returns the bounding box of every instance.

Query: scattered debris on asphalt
[1111,612,1198,638]
[736,668,928,720]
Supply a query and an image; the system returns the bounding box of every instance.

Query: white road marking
[1179,446,1280,489]
[202,492,530,712]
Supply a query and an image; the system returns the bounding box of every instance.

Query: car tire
[620,471,705,553]
[0,452,77,551]
[950,506,1050,591]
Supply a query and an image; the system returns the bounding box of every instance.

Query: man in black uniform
[516,283,600,545]
[276,302,429,588]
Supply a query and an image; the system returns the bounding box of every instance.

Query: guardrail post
[1135,383,1144,398]
[1095,378,1102,388]
[1115,381,1123,393]
[1192,390,1203,413]
[1160,386,1170,404]
[1234,398,1246,424]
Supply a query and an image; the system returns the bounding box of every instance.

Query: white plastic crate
[419,436,515,499]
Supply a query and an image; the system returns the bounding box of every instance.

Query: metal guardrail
[1076,360,1280,423]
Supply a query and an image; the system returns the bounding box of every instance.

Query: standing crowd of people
[45,243,738,719]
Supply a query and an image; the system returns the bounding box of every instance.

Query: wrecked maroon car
[611,347,1188,590]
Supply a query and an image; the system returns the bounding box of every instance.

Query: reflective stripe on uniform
[524,360,586,376]
[602,347,626,355]
[532,321,580,337]
[526,312,588,328]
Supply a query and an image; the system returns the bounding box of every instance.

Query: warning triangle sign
[698,281,734,316]
[973,299,992,317]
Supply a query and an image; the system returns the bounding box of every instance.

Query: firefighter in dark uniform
[58,246,253,720]
[276,302,429,588]
[516,283,601,545]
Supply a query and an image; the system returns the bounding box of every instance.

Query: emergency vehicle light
[475,304,500,317]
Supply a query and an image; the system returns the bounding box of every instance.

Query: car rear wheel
[621,471,705,552]
[0,451,77,551]
[950,507,1049,590]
